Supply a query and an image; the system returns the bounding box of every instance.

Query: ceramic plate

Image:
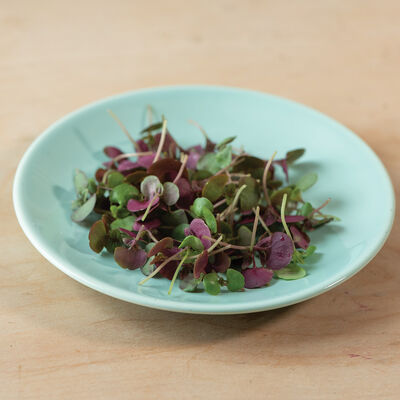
[13,86,395,314]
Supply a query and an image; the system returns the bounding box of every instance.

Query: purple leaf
[187,145,204,169]
[189,218,211,249]
[274,159,289,181]
[127,196,159,212]
[136,139,149,152]
[194,250,208,278]
[104,146,123,158]
[133,217,161,231]
[114,247,147,270]
[118,160,140,172]
[278,215,305,223]
[137,153,156,168]
[290,225,310,249]
[147,237,174,258]
[243,268,274,288]
[211,252,231,273]
[256,232,294,270]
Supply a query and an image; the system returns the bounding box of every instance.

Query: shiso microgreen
[71,108,337,295]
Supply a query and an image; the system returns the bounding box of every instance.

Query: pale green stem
[250,206,260,251]
[168,251,189,295]
[139,251,182,285]
[262,151,277,205]
[107,109,140,151]
[153,119,168,163]
[141,194,159,221]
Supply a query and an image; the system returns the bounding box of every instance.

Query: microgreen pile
[71,110,336,295]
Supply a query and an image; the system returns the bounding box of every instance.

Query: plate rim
[13,85,396,314]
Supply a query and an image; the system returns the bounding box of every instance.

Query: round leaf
[202,174,229,202]
[203,272,221,295]
[162,182,180,206]
[275,264,306,280]
[147,237,174,258]
[106,171,124,188]
[110,183,139,206]
[238,225,252,246]
[179,235,204,251]
[140,175,163,198]
[114,247,147,270]
[110,215,136,231]
[296,173,318,191]
[89,220,107,253]
[172,223,189,241]
[192,197,213,217]
[226,268,245,291]
[74,169,88,194]
[239,176,260,211]
[202,207,217,233]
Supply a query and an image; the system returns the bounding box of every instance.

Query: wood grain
[1,0,400,398]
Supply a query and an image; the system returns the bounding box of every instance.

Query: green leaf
[192,197,213,217]
[226,268,245,291]
[271,187,292,207]
[89,220,107,253]
[296,173,318,191]
[161,209,188,226]
[275,264,306,280]
[179,235,204,251]
[304,245,316,258]
[197,146,232,174]
[110,204,130,219]
[203,272,221,295]
[172,223,190,241]
[162,182,180,206]
[74,169,88,194]
[239,176,260,211]
[106,171,125,188]
[300,202,313,217]
[109,183,139,206]
[202,207,217,233]
[202,174,229,202]
[216,136,236,150]
[87,178,97,194]
[223,183,236,205]
[179,272,203,292]
[105,229,122,253]
[140,121,163,134]
[290,187,303,202]
[191,170,213,180]
[218,220,233,237]
[286,149,305,165]
[71,194,96,222]
[110,215,136,231]
[140,175,163,198]
[238,225,252,246]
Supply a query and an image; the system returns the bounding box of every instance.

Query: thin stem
[262,151,277,205]
[139,251,182,285]
[280,193,294,243]
[213,198,227,209]
[173,154,188,184]
[207,235,223,253]
[250,206,260,251]
[153,119,168,163]
[147,105,153,126]
[107,109,140,151]
[188,119,210,141]
[141,194,159,221]
[310,198,332,217]
[147,230,159,243]
[128,225,144,249]
[221,184,247,219]
[168,250,189,295]
[113,151,153,162]
[203,236,249,251]
[209,245,232,256]
[254,207,272,235]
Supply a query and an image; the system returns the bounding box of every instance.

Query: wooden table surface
[2,1,399,398]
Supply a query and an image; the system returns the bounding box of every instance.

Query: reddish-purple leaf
[194,250,208,278]
[118,160,140,172]
[136,139,149,152]
[127,196,159,212]
[137,154,156,168]
[187,145,204,169]
[290,225,310,249]
[243,268,274,288]
[274,159,289,181]
[256,232,294,270]
[211,252,231,273]
[147,237,174,258]
[104,146,123,158]
[114,247,147,270]
[133,217,161,231]
[188,218,211,249]
[148,158,188,182]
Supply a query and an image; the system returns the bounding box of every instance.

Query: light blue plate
[13,86,395,314]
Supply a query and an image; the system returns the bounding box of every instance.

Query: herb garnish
[72,109,337,295]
